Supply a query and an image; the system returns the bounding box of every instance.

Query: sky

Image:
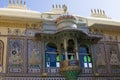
[0,0,120,20]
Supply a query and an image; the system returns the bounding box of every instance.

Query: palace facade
[0,0,120,80]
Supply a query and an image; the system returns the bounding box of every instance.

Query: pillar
[64,39,68,60]
[41,39,46,74]
[75,39,79,60]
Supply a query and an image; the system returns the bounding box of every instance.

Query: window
[78,46,92,68]
[67,39,76,60]
[56,54,60,67]
[67,39,74,53]
[68,55,74,60]
[45,43,60,68]
[83,55,92,68]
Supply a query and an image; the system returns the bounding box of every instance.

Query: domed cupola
[56,15,77,30]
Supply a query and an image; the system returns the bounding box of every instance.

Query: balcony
[60,60,81,73]
[60,60,81,80]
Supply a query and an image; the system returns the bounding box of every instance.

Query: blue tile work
[7,38,25,73]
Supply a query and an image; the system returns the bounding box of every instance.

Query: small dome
[56,15,76,24]
[56,15,77,30]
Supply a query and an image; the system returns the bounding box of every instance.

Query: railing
[81,68,92,73]
[2,77,65,80]
[77,77,120,80]
[2,76,120,80]
[97,68,107,74]
[9,67,22,73]
[68,60,80,66]
[45,67,60,74]
[60,60,80,67]
[111,68,120,74]
[28,68,42,73]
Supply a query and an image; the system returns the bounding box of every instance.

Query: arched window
[45,43,60,68]
[78,45,92,68]
[67,39,74,53]
[67,39,75,60]
[0,40,3,65]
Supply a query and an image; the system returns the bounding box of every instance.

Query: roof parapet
[8,0,27,9]
[51,4,68,14]
[91,9,110,19]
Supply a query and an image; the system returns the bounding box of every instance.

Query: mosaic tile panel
[7,38,25,73]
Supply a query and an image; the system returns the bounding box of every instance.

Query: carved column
[75,39,79,60]
[24,37,28,73]
[64,39,68,60]
[41,38,46,75]
[90,44,97,75]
